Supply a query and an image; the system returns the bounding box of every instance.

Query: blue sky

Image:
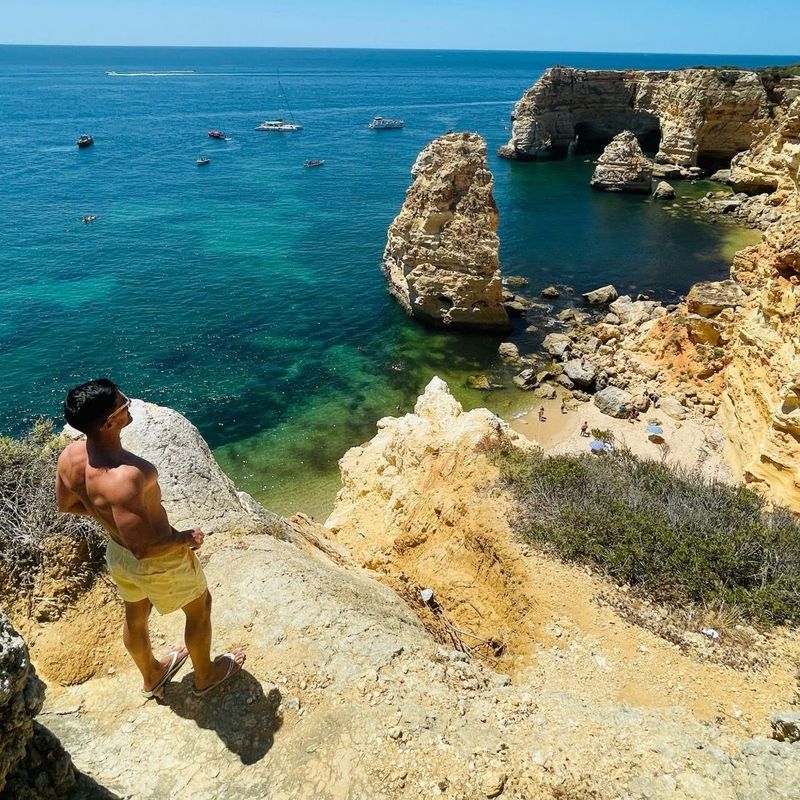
[3,1,798,55]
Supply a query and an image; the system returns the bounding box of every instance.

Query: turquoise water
[0,47,786,517]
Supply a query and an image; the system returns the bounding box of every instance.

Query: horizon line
[1,43,799,59]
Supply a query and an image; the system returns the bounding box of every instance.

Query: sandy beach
[510,394,733,482]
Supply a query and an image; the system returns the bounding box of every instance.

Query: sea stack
[590,131,653,193]
[382,132,510,331]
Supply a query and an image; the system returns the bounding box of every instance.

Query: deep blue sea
[1,46,793,516]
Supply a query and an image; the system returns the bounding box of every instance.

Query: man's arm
[55,453,92,516]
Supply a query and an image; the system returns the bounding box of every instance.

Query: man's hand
[187,527,205,550]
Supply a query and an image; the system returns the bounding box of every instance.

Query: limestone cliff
[719,211,800,510]
[590,130,654,192]
[382,133,510,331]
[730,97,800,196]
[499,66,769,167]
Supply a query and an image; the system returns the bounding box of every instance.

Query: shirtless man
[55,378,245,698]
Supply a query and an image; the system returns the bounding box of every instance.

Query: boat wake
[105,70,197,77]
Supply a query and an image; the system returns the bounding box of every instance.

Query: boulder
[594,386,634,417]
[562,359,597,389]
[382,132,510,331]
[534,384,558,399]
[709,169,732,183]
[512,369,538,390]
[590,131,653,193]
[505,275,529,287]
[467,375,502,391]
[686,280,747,317]
[541,286,560,298]
[686,314,721,346]
[498,342,524,365]
[542,333,572,358]
[595,323,622,343]
[660,396,688,420]
[772,712,800,743]
[582,285,619,305]
[652,181,675,200]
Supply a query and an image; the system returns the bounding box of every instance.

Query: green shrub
[500,447,800,626]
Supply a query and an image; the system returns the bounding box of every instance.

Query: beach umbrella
[646,424,663,435]
[590,440,605,453]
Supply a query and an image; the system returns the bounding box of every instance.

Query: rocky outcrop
[0,610,78,799]
[730,97,800,196]
[65,399,286,536]
[499,67,770,167]
[0,611,43,791]
[382,133,510,331]
[652,180,676,200]
[590,131,654,192]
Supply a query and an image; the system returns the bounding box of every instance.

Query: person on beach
[580,421,590,437]
[538,406,545,422]
[55,379,245,699]
[560,399,567,415]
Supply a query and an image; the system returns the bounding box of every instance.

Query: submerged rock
[541,285,560,298]
[382,132,510,331]
[590,131,653,193]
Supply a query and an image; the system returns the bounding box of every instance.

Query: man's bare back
[56,440,186,558]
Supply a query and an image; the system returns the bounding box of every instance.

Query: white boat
[368,116,404,130]
[255,118,303,132]
[256,72,302,131]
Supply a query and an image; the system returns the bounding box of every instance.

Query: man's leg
[123,598,177,692]
[182,590,245,691]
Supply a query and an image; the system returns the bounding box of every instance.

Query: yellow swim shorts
[105,538,208,615]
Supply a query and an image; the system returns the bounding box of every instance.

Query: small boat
[255,118,302,132]
[77,135,94,148]
[81,214,97,223]
[196,157,210,166]
[208,130,226,140]
[368,116,404,130]
[303,159,325,168]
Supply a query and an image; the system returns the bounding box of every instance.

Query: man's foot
[193,648,246,695]
[141,646,190,697]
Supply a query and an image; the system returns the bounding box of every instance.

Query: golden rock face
[382,133,510,332]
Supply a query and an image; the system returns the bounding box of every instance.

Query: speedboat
[196,157,210,166]
[77,135,94,148]
[208,130,226,140]
[303,159,325,168]
[368,116,404,130]
[255,118,302,132]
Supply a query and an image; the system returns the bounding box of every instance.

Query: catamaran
[368,116,404,130]
[255,73,303,131]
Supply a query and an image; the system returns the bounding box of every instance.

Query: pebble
[480,770,507,797]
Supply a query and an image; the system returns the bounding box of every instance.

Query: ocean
[0,46,790,517]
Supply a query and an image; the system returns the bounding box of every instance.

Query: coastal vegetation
[0,420,104,619]
[500,447,800,626]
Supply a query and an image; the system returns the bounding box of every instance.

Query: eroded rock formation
[590,131,654,192]
[499,66,770,167]
[382,133,510,331]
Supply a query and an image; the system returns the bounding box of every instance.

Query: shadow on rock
[164,669,282,765]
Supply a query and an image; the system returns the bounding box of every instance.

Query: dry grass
[0,419,105,620]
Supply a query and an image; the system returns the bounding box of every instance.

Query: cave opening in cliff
[697,152,734,171]
[571,122,661,156]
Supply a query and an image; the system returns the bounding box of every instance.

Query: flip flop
[192,653,244,697]
[141,647,189,699]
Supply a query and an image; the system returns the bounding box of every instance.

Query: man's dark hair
[64,379,118,433]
